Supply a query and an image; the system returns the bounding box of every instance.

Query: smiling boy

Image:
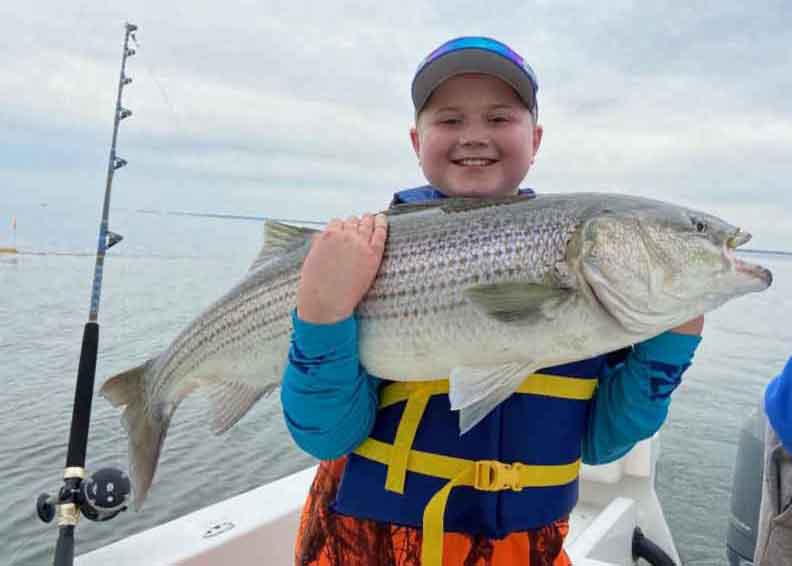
[410,73,542,198]
[282,36,703,566]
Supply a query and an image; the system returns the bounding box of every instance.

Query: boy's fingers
[343,215,360,231]
[370,214,388,251]
[358,213,375,238]
[374,213,388,230]
[326,218,343,232]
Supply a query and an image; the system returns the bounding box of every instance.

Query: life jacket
[330,186,608,566]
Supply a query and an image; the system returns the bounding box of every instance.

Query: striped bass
[101,193,772,507]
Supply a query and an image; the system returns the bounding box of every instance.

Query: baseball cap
[412,36,539,118]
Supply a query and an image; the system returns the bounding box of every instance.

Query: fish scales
[152,262,300,402]
[362,205,577,316]
[357,203,579,354]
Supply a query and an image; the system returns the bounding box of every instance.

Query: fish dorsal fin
[386,193,535,218]
[463,282,574,324]
[250,220,319,272]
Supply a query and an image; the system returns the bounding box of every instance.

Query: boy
[282,36,703,566]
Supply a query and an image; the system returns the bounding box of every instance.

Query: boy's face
[410,74,542,198]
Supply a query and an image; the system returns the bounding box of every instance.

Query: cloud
[1,0,790,248]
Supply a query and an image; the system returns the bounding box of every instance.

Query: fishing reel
[37,467,131,524]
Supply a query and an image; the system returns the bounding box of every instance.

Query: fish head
[578,199,772,334]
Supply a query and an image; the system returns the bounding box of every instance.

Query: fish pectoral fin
[463,282,573,324]
[207,381,273,434]
[449,362,537,434]
[250,221,318,271]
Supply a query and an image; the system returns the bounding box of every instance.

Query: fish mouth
[724,229,773,287]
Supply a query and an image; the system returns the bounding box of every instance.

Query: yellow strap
[355,437,473,480]
[384,387,431,494]
[516,373,597,400]
[356,437,581,487]
[355,437,581,566]
[422,467,472,566]
[379,373,597,409]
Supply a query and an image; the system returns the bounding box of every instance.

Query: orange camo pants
[294,458,572,566]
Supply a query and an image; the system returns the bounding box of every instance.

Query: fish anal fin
[449,362,537,434]
[207,381,272,434]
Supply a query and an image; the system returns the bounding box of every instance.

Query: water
[1,204,790,566]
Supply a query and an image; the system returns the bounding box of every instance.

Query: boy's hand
[297,213,388,324]
[671,315,704,335]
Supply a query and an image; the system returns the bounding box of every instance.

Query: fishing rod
[37,22,137,566]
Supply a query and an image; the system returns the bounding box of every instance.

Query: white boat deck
[77,436,677,566]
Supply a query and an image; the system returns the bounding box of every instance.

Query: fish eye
[692,218,707,233]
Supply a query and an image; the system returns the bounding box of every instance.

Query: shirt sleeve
[280,310,381,460]
[582,331,702,465]
[765,357,792,451]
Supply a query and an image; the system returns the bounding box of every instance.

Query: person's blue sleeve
[765,357,792,451]
[280,310,381,460]
[582,331,702,465]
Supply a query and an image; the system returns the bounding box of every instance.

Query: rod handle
[65,323,99,468]
[53,525,75,566]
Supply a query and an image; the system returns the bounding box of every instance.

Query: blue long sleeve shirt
[765,356,792,451]
[281,310,701,463]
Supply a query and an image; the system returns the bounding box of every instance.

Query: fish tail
[100,359,167,509]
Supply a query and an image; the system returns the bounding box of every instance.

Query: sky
[1,0,790,249]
